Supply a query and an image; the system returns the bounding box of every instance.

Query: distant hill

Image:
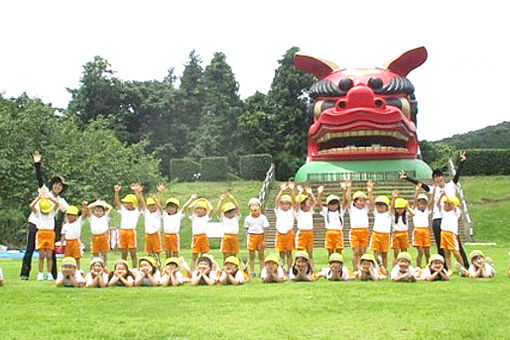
[436,121,510,149]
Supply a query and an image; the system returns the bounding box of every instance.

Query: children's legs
[121,249,128,260]
[76,258,81,270]
[444,249,451,270]
[102,252,108,268]
[453,250,465,268]
[424,248,430,264]
[191,253,198,270]
[279,251,285,266]
[352,247,360,269]
[307,249,314,270]
[38,250,45,273]
[258,250,264,273]
[416,247,424,267]
[381,252,388,269]
[328,249,333,257]
[393,249,400,265]
[129,249,137,268]
[46,250,53,274]
[249,251,255,274]
[171,251,179,258]
[286,251,292,270]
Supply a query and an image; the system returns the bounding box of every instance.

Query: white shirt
[296,209,314,230]
[34,204,57,230]
[89,214,110,235]
[137,271,161,286]
[390,265,416,280]
[321,266,350,280]
[142,209,162,234]
[260,267,285,280]
[440,208,461,234]
[191,270,218,283]
[320,206,344,230]
[432,181,458,219]
[275,208,295,234]
[288,270,312,281]
[61,216,82,240]
[28,185,68,225]
[244,214,270,234]
[420,267,448,281]
[412,208,430,228]
[372,210,392,233]
[85,272,109,287]
[348,205,369,229]
[163,211,183,234]
[118,206,140,230]
[468,263,495,277]
[0,267,3,281]
[221,215,240,234]
[219,270,245,283]
[393,215,409,232]
[160,271,184,285]
[190,214,210,235]
[57,271,85,287]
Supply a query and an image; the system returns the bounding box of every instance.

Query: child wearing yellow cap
[135,256,161,287]
[274,181,297,272]
[466,250,495,278]
[86,199,113,267]
[191,255,217,286]
[369,192,392,273]
[260,254,287,283]
[322,253,351,281]
[289,251,315,281]
[108,259,135,287]
[188,197,214,270]
[420,254,450,281]
[354,254,386,281]
[390,190,414,265]
[316,184,347,257]
[55,257,85,287]
[218,256,245,285]
[85,257,108,288]
[216,193,241,262]
[60,202,88,270]
[293,185,319,271]
[411,185,432,268]
[244,197,270,278]
[113,183,143,268]
[140,193,163,261]
[160,257,185,286]
[30,193,60,281]
[390,252,417,282]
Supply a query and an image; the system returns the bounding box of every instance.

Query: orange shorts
[145,232,162,253]
[164,233,180,253]
[413,228,431,248]
[349,228,369,248]
[324,229,343,250]
[370,232,390,252]
[64,239,82,258]
[36,230,55,250]
[247,233,265,251]
[221,234,239,254]
[191,234,210,254]
[391,231,410,249]
[119,229,137,250]
[295,229,314,250]
[91,234,109,253]
[440,230,459,251]
[276,230,295,252]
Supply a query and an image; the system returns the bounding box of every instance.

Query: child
[345,180,373,269]
[369,194,392,272]
[274,181,296,272]
[354,254,386,281]
[85,257,109,288]
[322,253,350,281]
[0,267,3,286]
[218,256,245,285]
[30,193,59,281]
[188,197,214,270]
[140,195,163,261]
[467,250,495,278]
[412,186,432,268]
[420,254,450,281]
[135,256,161,287]
[317,184,346,257]
[391,192,414,264]
[87,199,112,267]
[294,185,318,270]
[60,203,87,270]
[260,254,287,283]
[244,197,270,277]
[437,192,466,272]
[191,255,217,286]
[160,257,185,286]
[55,257,85,287]
[113,183,143,268]
[108,259,135,287]
[289,250,314,282]
[391,252,416,282]
[217,193,241,261]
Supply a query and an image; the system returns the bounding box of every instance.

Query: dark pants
[20,223,57,278]
[432,218,468,268]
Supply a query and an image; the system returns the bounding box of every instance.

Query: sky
[1,0,509,141]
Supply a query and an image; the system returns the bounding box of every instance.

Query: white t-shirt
[34,204,57,230]
[137,271,161,286]
[190,214,210,235]
[89,214,110,235]
[57,271,85,287]
[296,209,314,230]
[260,267,285,280]
[191,270,218,283]
[219,270,245,284]
[163,211,183,234]
[390,265,416,280]
[393,215,409,232]
[348,205,369,229]
[244,214,270,234]
[85,272,109,287]
[221,215,240,235]
[61,216,83,240]
[142,209,162,234]
[420,267,448,281]
[0,267,3,281]
[321,266,350,280]
[412,208,430,228]
[468,263,495,277]
[372,210,392,233]
[275,208,295,234]
[288,270,312,281]
[440,208,462,234]
[28,185,68,225]
[160,271,184,285]
[432,181,458,219]
[320,206,344,230]
[118,206,140,229]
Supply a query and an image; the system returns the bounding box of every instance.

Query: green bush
[462,149,510,175]
[200,157,228,181]
[170,158,201,182]
[239,154,272,180]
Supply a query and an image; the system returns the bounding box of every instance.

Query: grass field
[1,176,510,339]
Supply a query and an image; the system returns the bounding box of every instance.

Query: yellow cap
[360,253,376,263]
[375,195,390,206]
[113,259,129,269]
[165,197,180,207]
[469,250,484,261]
[164,257,180,267]
[194,200,209,210]
[221,202,236,213]
[90,257,104,268]
[326,195,340,205]
[394,198,408,209]
[329,253,344,263]
[448,195,460,206]
[121,194,137,204]
[295,250,310,261]
[65,205,79,216]
[296,193,309,203]
[146,197,157,206]
[280,194,292,203]
[428,254,444,265]
[139,256,157,268]
[352,191,367,200]
[224,256,240,267]
[417,194,429,202]
[264,254,280,264]
[397,252,412,262]
[39,198,52,214]
[62,257,77,267]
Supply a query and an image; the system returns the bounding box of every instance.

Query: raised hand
[399,170,407,180]
[288,181,295,190]
[304,186,313,195]
[157,183,166,193]
[415,183,422,192]
[296,184,304,193]
[279,182,288,191]
[191,193,198,200]
[460,150,467,163]
[392,190,400,198]
[129,182,142,192]
[113,184,122,193]
[366,180,374,192]
[317,185,325,194]
[32,150,42,163]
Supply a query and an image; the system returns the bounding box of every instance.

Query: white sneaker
[46,273,54,281]
[37,272,45,281]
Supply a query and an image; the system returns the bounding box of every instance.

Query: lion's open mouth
[317,129,409,155]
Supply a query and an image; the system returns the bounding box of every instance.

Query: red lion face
[294,47,427,161]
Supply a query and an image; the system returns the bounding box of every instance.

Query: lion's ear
[383,47,428,77]
[294,53,339,80]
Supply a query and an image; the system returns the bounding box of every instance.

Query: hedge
[462,149,510,175]
[239,154,273,180]
[200,157,228,181]
[170,158,201,182]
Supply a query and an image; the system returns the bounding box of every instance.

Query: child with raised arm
[274,181,296,272]
[412,185,433,268]
[317,184,346,257]
[294,185,318,270]
[217,193,241,261]
[391,191,414,265]
[87,199,112,267]
[244,198,270,278]
[85,257,108,288]
[437,192,466,273]
[369,193,392,273]
[188,197,214,270]
[140,193,163,261]
[113,183,143,268]
[60,203,88,270]
[30,192,59,281]
[260,254,287,283]
[55,257,85,287]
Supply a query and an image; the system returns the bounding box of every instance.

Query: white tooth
[365,130,373,136]
[352,131,359,137]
